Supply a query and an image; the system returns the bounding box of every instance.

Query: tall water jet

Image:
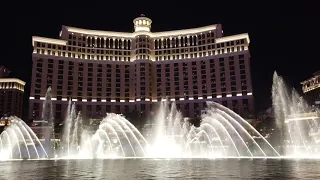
[272,71,289,130]
[272,71,320,157]
[154,100,167,142]
[61,101,77,157]
[147,100,186,158]
[41,87,55,157]
[70,111,83,155]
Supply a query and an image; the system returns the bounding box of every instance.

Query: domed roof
[133,15,152,32]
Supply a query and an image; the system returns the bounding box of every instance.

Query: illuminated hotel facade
[30,15,254,121]
[301,71,320,108]
[0,66,25,118]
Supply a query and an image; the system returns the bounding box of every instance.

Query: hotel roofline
[61,24,219,38]
[32,14,250,50]
[301,70,320,93]
[0,78,26,85]
[301,71,320,84]
[32,36,68,46]
[33,30,249,47]
[0,78,26,92]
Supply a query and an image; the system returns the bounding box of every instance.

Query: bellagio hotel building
[30,15,254,122]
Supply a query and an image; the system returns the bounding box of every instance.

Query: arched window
[211,31,215,37]
[91,37,95,47]
[124,40,127,49]
[181,37,184,47]
[193,36,197,45]
[106,39,110,48]
[101,38,104,47]
[110,39,113,47]
[97,38,100,47]
[128,40,131,49]
[155,40,158,49]
[119,39,123,49]
[87,37,91,47]
[115,39,118,49]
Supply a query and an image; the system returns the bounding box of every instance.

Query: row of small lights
[0,86,25,92]
[30,92,252,102]
[303,84,320,93]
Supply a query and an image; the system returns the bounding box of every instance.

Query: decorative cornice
[63,24,218,38]
[32,36,68,46]
[215,33,250,44]
[0,78,26,85]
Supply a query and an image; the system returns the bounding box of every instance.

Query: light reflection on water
[1,159,320,179]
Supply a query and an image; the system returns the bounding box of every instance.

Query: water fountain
[272,71,320,157]
[2,80,301,160]
[41,87,55,157]
[147,100,280,158]
[60,100,78,157]
[0,100,282,160]
[0,87,55,160]
[146,101,188,158]
[0,117,48,160]
[59,101,148,159]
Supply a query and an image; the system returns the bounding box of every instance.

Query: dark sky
[2,0,319,118]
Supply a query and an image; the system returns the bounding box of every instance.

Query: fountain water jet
[0,117,48,160]
[0,83,288,160]
[59,110,148,159]
[272,71,320,157]
[145,100,279,158]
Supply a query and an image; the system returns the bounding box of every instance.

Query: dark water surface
[1,159,320,179]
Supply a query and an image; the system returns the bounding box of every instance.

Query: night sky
[2,1,319,118]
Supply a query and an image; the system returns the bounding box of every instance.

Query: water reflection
[1,159,320,179]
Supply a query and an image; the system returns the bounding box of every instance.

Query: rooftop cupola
[133,14,152,32]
